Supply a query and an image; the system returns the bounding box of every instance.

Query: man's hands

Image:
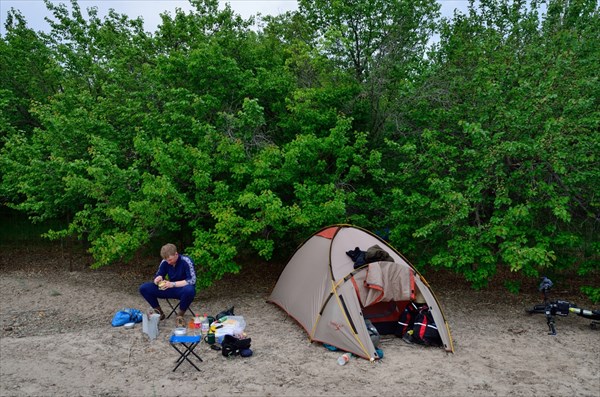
[154,276,174,290]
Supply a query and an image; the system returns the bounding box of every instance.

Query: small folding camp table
[169,335,203,372]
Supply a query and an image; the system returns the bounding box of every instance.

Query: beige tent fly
[268,224,454,360]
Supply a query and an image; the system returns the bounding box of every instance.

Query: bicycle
[526,277,600,335]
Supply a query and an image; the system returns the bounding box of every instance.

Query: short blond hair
[160,243,177,259]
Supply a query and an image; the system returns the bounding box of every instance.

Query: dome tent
[268,225,454,360]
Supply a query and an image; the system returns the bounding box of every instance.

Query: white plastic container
[219,316,246,334]
[142,313,160,340]
[215,328,229,344]
[214,316,246,343]
[173,327,187,336]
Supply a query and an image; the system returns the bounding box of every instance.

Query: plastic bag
[111,308,143,327]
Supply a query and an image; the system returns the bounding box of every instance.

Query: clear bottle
[337,353,351,366]
[201,313,209,335]
[188,319,197,336]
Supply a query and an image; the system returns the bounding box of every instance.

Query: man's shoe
[153,308,166,321]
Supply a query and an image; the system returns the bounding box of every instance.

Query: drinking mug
[204,333,216,344]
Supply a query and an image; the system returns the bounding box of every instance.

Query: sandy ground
[0,245,599,397]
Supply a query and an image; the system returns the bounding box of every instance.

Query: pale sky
[1,0,472,36]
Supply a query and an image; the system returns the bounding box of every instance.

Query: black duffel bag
[222,334,252,357]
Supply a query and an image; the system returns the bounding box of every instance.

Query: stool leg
[171,345,186,366]
[170,342,202,372]
[165,299,180,319]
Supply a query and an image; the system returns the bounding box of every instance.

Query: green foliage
[1,0,598,291]
[382,0,599,290]
[503,280,521,295]
[580,286,600,305]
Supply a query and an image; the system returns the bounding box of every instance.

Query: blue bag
[323,343,338,351]
[111,308,143,327]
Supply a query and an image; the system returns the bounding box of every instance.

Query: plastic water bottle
[194,314,203,334]
[201,313,209,335]
[337,353,351,366]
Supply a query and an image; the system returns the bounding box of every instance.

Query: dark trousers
[139,282,196,311]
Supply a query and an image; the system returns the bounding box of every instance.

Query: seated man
[139,243,196,327]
